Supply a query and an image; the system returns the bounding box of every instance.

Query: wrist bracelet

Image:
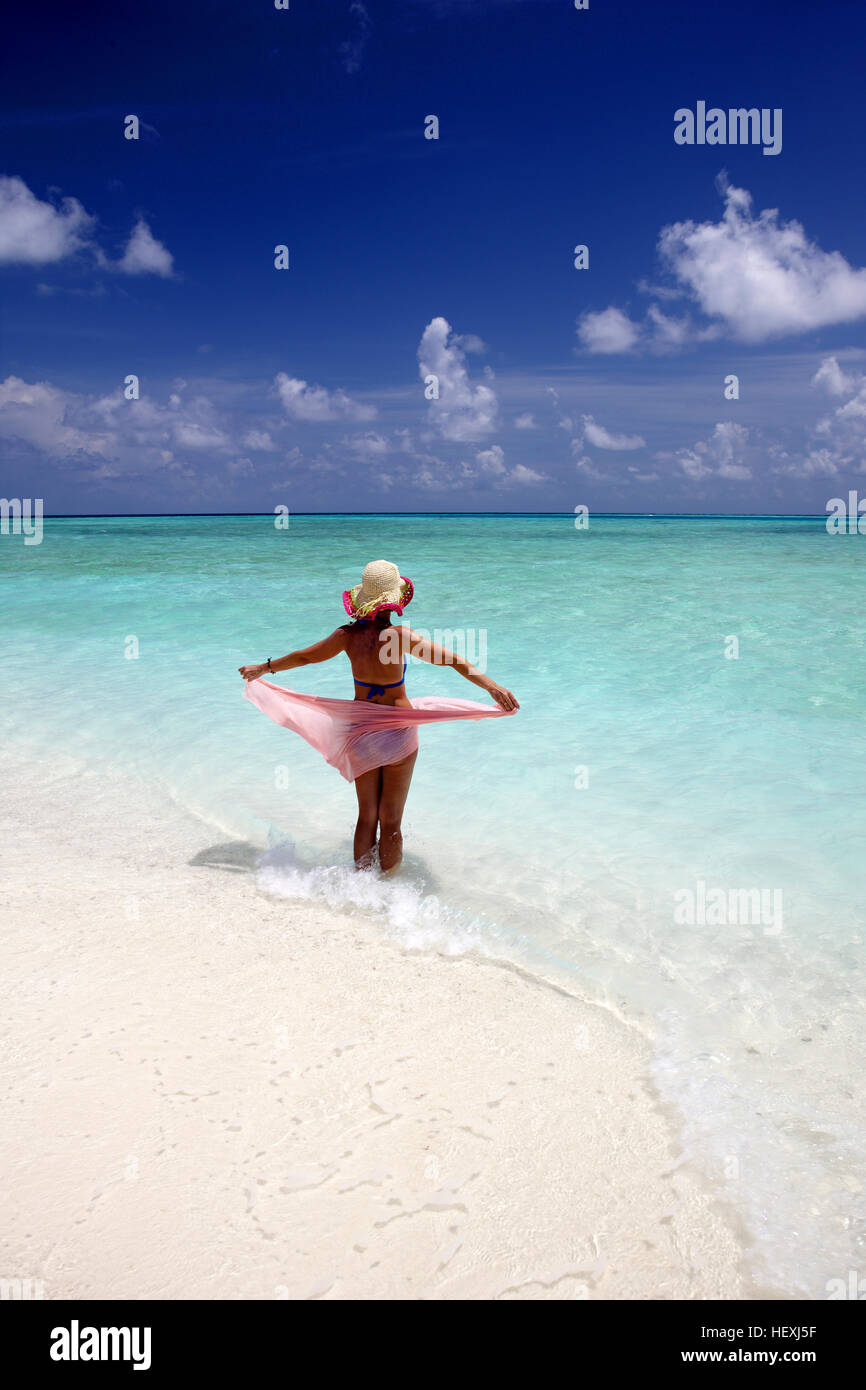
[267,657,273,672]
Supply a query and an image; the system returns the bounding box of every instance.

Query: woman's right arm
[239,628,347,681]
[400,627,519,711]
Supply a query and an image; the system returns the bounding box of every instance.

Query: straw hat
[342,560,414,620]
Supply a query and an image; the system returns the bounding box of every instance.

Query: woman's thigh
[354,766,382,818]
[378,750,418,825]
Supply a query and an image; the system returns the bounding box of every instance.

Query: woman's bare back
[341,621,412,706]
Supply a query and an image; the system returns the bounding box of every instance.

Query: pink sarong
[244,678,515,781]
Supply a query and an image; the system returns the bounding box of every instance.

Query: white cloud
[476,444,506,475]
[627,467,660,483]
[344,431,390,460]
[663,421,751,481]
[473,444,547,486]
[658,178,866,342]
[581,415,645,451]
[415,460,475,492]
[0,177,176,279]
[0,376,239,478]
[573,453,610,481]
[644,304,720,351]
[112,219,174,277]
[414,442,547,491]
[35,281,106,299]
[787,354,866,477]
[785,448,842,477]
[514,412,537,429]
[811,355,857,399]
[0,376,111,456]
[579,179,866,353]
[172,420,228,450]
[0,175,94,264]
[340,1,371,74]
[243,429,275,450]
[510,462,547,484]
[454,332,486,354]
[418,316,498,441]
[676,444,712,480]
[577,306,640,354]
[94,386,234,458]
[275,372,376,422]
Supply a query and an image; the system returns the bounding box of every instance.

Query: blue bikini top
[354,663,407,701]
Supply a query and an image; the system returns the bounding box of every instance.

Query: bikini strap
[354,663,407,700]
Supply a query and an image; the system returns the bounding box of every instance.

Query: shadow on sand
[188,841,261,874]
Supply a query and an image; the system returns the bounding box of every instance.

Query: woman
[239,560,518,873]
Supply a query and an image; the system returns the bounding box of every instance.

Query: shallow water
[3,512,865,1296]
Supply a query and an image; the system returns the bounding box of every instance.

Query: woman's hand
[239,663,267,682]
[486,681,519,711]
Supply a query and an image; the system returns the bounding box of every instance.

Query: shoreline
[1,749,749,1299]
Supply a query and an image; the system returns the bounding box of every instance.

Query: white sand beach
[0,748,749,1300]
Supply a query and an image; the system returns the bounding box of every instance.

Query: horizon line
[31,511,831,520]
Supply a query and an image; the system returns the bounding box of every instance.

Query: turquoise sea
[3,513,865,1297]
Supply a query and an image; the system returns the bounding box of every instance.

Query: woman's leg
[377,749,418,874]
[353,766,382,868]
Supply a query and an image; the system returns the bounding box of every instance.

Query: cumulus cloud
[0,175,95,264]
[343,431,390,460]
[579,178,866,352]
[414,442,546,491]
[627,466,661,484]
[0,376,243,481]
[510,462,547,484]
[110,219,174,277]
[573,453,611,482]
[171,420,229,450]
[93,386,235,458]
[577,306,640,354]
[658,178,866,342]
[243,429,275,451]
[0,176,175,278]
[580,415,645,451]
[644,303,719,351]
[514,412,537,429]
[275,372,376,422]
[0,376,112,457]
[789,354,866,477]
[812,355,858,399]
[418,316,498,441]
[544,385,574,433]
[661,421,751,481]
[414,460,475,491]
[472,444,547,486]
[476,443,506,475]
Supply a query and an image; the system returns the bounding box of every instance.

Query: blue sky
[2,0,866,513]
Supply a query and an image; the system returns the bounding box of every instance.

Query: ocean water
[3,512,865,1297]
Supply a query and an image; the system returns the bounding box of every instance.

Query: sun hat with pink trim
[342,559,414,620]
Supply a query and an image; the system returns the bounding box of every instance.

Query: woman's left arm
[239,628,347,682]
